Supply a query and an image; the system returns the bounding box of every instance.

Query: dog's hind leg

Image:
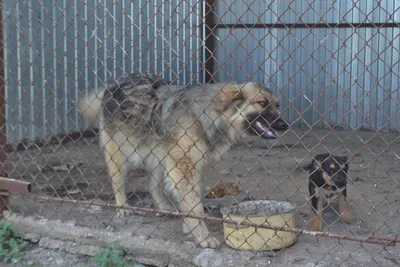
[148,165,178,213]
[101,131,132,217]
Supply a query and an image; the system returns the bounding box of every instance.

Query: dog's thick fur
[78,73,288,248]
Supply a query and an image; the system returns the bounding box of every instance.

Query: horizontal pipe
[4,128,99,152]
[213,22,400,29]
[0,177,31,193]
[21,194,398,247]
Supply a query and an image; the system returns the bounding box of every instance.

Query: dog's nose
[276,119,289,130]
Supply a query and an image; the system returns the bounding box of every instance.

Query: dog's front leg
[339,188,353,224]
[149,166,178,213]
[102,132,132,217]
[168,156,221,248]
[310,186,324,231]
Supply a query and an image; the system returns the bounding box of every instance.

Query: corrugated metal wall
[2,0,205,144]
[214,0,400,130]
[2,0,400,144]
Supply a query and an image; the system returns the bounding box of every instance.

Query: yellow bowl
[220,200,297,251]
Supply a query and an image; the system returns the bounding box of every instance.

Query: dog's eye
[259,101,268,107]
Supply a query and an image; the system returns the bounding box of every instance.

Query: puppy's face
[215,82,288,140]
[313,156,349,188]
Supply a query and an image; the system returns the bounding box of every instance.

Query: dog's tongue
[255,121,277,138]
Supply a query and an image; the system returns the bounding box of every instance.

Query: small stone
[183,241,196,249]
[135,235,148,240]
[24,233,41,243]
[39,237,63,249]
[237,251,254,261]
[85,198,105,213]
[219,170,229,175]
[105,224,115,231]
[67,187,81,195]
[193,249,226,267]
[132,255,169,267]
[87,205,103,213]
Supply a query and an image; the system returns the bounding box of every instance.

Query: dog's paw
[182,223,190,234]
[311,218,323,232]
[134,210,147,216]
[153,202,178,217]
[199,236,221,248]
[341,212,353,224]
[117,208,134,218]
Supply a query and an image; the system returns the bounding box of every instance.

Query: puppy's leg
[101,132,131,217]
[310,189,324,231]
[168,156,220,248]
[339,188,353,223]
[149,166,177,213]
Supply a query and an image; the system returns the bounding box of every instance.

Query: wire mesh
[1,0,400,266]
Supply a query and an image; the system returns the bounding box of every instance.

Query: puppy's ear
[312,158,322,170]
[215,85,244,111]
[339,156,349,171]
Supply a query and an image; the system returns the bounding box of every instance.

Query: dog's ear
[340,156,349,163]
[311,158,322,170]
[215,85,244,111]
[339,156,349,170]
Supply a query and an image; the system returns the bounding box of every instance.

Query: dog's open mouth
[252,121,277,139]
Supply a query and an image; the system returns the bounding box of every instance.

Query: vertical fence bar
[122,0,126,74]
[52,1,58,133]
[62,0,68,132]
[28,0,35,140]
[40,2,48,137]
[15,1,22,140]
[203,0,215,83]
[196,0,201,83]
[83,0,89,130]
[168,0,172,79]
[73,0,79,129]
[0,0,8,213]
[0,0,6,178]
[112,1,117,77]
[139,0,143,72]
[161,0,165,79]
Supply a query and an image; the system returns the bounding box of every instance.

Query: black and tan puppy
[302,153,353,231]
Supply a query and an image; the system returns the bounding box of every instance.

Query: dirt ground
[2,245,95,267]
[4,128,400,266]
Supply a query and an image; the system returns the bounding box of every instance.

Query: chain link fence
[1,0,400,266]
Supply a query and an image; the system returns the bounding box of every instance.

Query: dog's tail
[77,88,105,123]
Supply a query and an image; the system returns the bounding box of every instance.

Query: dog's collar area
[322,172,333,186]
[323,184,342,191]
[311,168,347,189]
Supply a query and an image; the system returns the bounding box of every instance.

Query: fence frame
[0,0,6,179]
[0,0,399,253]
[204,6,400,82]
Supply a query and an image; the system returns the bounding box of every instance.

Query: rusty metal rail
[20,194,399,247]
